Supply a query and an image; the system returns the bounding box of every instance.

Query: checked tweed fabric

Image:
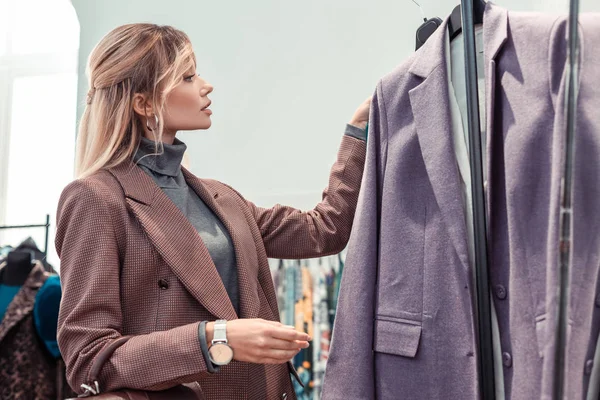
[55,135,366,400]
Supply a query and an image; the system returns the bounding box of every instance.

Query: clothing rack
[460,0,496,398]
[554,0,581,398]
[0,214,51,255]
[271,253,346,400]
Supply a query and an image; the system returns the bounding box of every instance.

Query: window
[0,0,79,270]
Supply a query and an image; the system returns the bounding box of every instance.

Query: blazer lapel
[109,163,238,321]
[182,169,261,320]
[409,17,470,273]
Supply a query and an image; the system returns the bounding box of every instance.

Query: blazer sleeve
[241,133,366,260]
[56,179,211,393]
[321,83,387,399]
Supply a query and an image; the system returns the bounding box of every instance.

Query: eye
[183,74,196,82]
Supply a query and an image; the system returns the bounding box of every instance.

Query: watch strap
[213,319,228,342]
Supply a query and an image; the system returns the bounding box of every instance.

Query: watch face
[209,343,234,366]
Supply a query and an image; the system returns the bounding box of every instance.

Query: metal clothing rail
[554,0,581,398]
[460,0,496,398]
[0,214,51,255]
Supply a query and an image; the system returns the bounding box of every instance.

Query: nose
[201,82,214,96]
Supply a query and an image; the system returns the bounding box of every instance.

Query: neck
[143,130,177,145]
[0,251,34,286]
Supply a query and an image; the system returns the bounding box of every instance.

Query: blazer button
[502,352,512,368]
[158,279,169,290]
[495,284,507,300]
[585,359,594,375]
[282,393,288,399]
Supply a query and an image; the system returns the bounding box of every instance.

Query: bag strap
[80,336,130,396]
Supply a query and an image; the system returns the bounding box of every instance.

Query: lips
[201,100,211,111]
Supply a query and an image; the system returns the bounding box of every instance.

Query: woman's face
[161,68,214,137]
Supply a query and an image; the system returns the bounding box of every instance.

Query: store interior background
[1,0,599,269]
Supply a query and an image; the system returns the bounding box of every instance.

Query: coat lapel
[182,169,261,319]
[409,17,471,272]
[109,163,238,321]
[0,262,46,343]
[407,4,509,273]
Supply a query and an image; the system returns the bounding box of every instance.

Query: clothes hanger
[447,0,486,41]
[413,0,443,50]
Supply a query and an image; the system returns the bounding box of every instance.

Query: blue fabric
[0,284,21,320]
[34,275,62,359]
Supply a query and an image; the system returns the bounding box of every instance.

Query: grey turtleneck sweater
[135,124,366,370]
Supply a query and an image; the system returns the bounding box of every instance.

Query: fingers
[263,320,287,327]
[269,337,310,351]
[263,348,300,362]
[293,339,310,347]
[262,320,296,330]
[270,326,311,342]
[230,319,312,365]
[259,319,310,341]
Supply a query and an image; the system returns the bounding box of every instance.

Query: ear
[132,93,154,118]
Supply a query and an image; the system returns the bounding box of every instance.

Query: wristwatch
[208,320,234,366]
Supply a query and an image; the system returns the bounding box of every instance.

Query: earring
[146,115,159,131]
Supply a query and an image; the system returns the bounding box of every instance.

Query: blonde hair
[75,24,196,178]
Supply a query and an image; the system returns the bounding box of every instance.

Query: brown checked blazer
[55,135,366,400]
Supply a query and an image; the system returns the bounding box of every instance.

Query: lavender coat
[321,3,591,399]
[542,13,600,400]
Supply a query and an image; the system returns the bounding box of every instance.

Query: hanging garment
[481,7,579,400]
[0,262,73,400]
[542,13,600,400]
[271,258,335,399]
[322,4,577,399]
[293,260,314,400]
[311,262,331,397]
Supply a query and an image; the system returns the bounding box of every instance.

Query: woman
[56,24,369,399]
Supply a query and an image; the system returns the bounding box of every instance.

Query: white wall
[71,0,599,210]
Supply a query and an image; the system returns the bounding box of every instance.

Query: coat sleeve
[56,179,211,394]
[321,83,387,399]
[241,133,366,260]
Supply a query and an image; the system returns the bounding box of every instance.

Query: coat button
[585,359,594,375]
[282,393,288,399]
[495,285,507,300]
[158,279,169,289]
[595,293,600,308]
[502,352,512,368]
